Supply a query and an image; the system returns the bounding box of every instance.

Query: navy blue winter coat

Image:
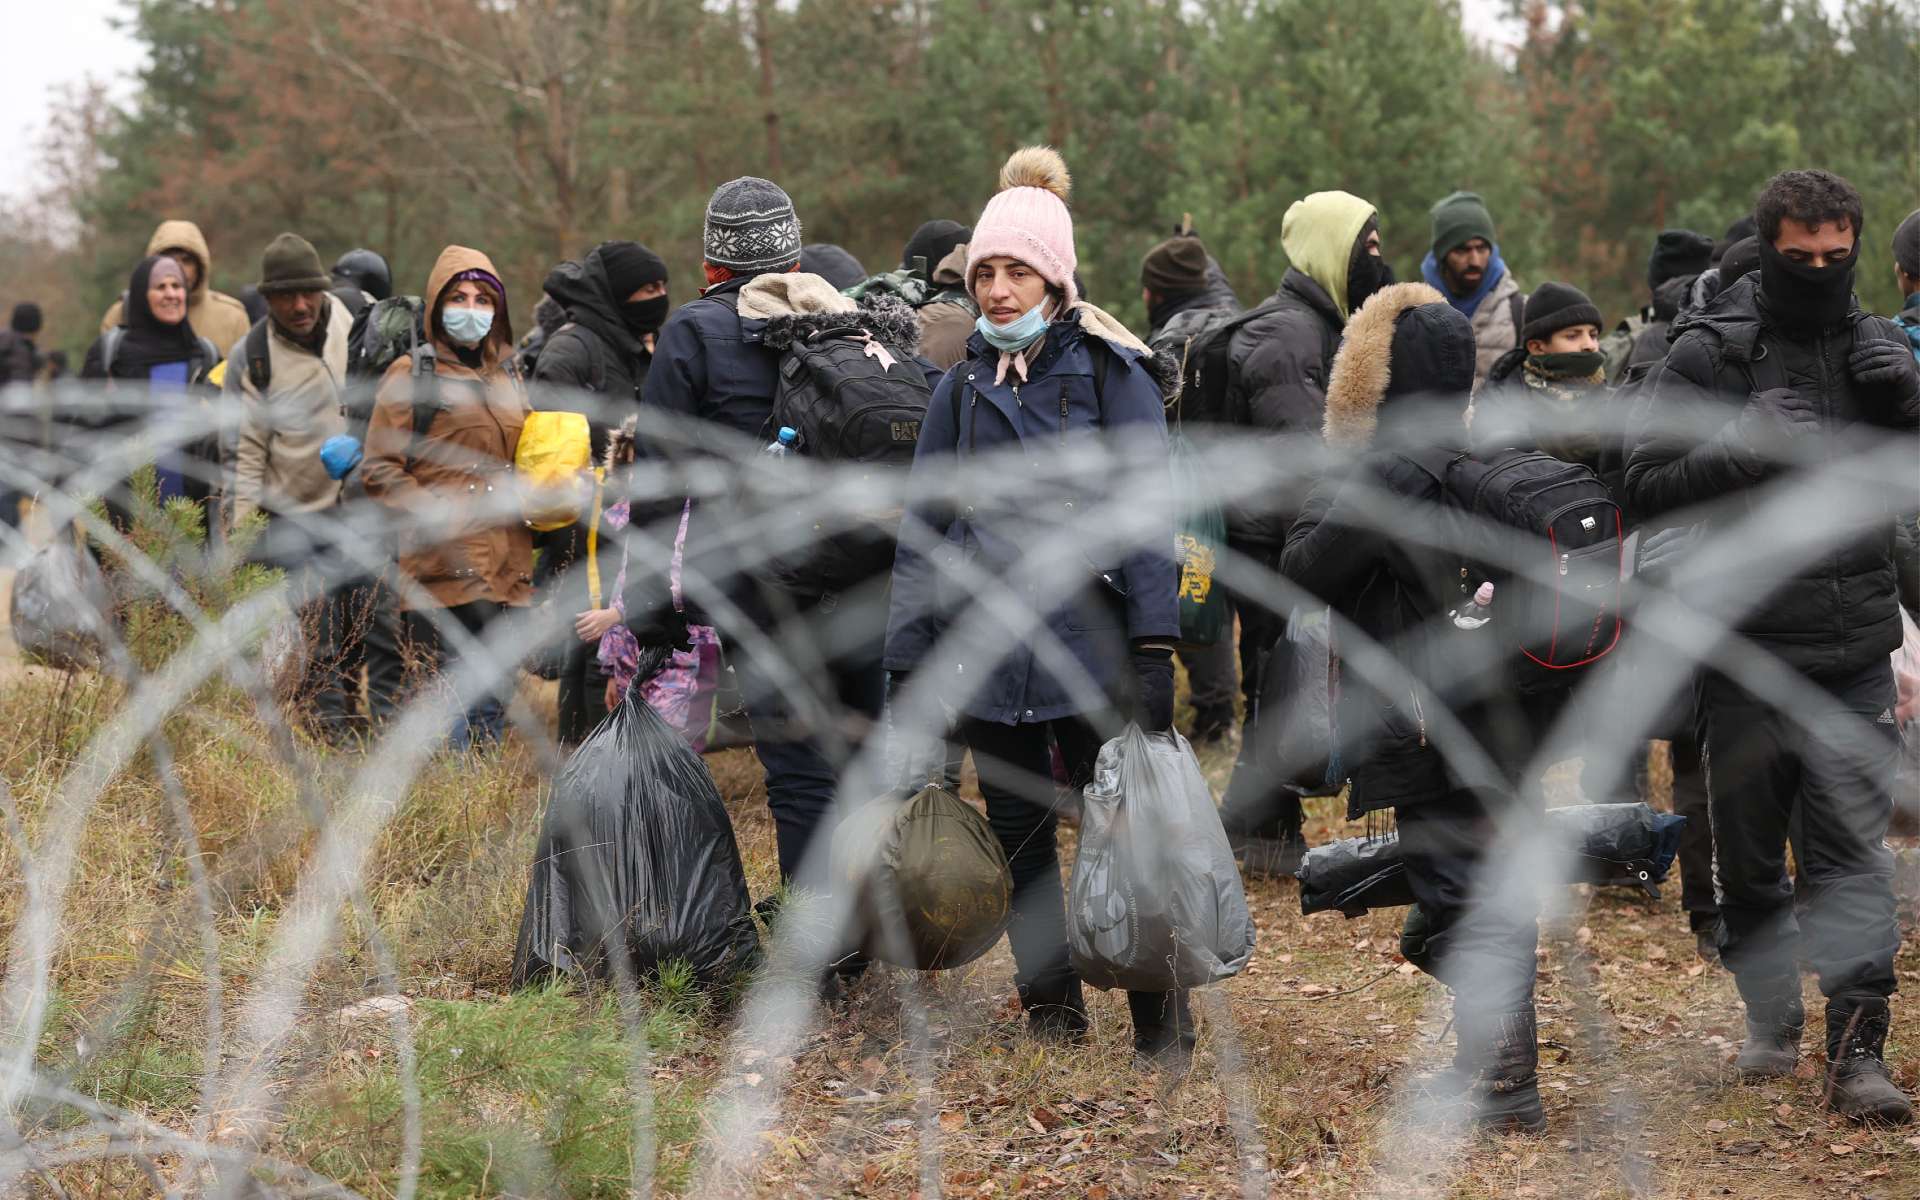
[885,316,1180,725]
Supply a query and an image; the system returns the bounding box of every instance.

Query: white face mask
[975,298,1050,353]
[442,305,494,346]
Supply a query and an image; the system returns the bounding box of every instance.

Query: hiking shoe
[1470,1009,1548,1134]
[1824,998,1914,1125]
[1694,930,1722,967]
[1188,703,1235,747]
[1735,989,1803,1080]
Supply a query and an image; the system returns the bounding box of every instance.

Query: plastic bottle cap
[777,427,797,445]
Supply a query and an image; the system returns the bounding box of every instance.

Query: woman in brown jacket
[360,245,532,748]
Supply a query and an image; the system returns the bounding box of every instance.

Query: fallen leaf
[1705,1120,1728,1132]
[940,1110,967,1133]
[1087,1187,1110,1200]
[1397,962,1418,975]
[1775,1103,1794,1121]
[1028,1106,1062,1133]
[1827,1143,1855,1156]
[742,1073,764,1088]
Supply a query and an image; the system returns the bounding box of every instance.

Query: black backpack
[1423,447,1624,691]
[720,292,932,594]
[336,294,445,464]
[1175,297,1287,425]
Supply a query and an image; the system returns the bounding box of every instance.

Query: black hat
[596,241,669,298]
[1719,236,1761,285]
[800,243,866,290]
[1648,229,1713,291]
[1895,209,1920,279]
[1521,281,1603,343]
[901,219,970,276]
[1712,214,1758,264]
[1140,234,1210,294]
[331,248,393,301]
[9,302,41,334]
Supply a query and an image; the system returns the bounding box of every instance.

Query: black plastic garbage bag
[10,541,114,669]
[511,673,761,987]
[1218,607,1341,839]
[1556,802,1689,895]
[1296,833,1415,917]
[1069,726,1256,991]
[1299,802,1691,918]
[833,784,1012,970]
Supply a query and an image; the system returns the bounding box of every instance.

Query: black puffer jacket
[532,247,654,462]
[1281,283,1477,817]
[1624,273,1920,679]
[1223,268,1345,551]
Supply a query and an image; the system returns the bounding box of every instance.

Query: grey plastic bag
[1068,726,1256,991]
[10,541,114,669]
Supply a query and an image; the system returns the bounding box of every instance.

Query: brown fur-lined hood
[1322,281,1474,449]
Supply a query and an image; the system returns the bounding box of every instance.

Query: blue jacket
[885,316,1179,725]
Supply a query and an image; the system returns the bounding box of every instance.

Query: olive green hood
[1280,191,1377,323]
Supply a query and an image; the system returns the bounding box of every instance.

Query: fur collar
[1323,281,1448,448]
[758,293,924,353]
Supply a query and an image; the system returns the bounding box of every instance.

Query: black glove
[1734,387,1820,467]
[1131,646,1175,732]
[1848,332,1920,412]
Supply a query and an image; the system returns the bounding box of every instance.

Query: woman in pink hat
[884,147,1195,1067]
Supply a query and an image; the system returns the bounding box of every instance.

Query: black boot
[1022,974,1089,1044]
[1823,997,1913,1125]
[1459,1008,1547,1134]
[1188,703,1235,747]
[1733,981,1803,1080]
[1232,826,1309,879]
[1128,989,1196,1074]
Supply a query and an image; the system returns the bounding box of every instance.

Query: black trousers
[556,634,611,745]
[961,714,1195,1053]
[1398,786,1542,1017]
[1665,731,1717,933]
[1700,659,1900,1005]
[1216,539,1305,840]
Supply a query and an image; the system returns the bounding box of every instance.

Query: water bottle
[764,426,797,458]
[1450,581,1495,630]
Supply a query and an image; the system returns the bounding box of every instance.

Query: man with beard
[1626,169,1919,1125]
[1422,191,1526,390]
[1216,190,1389,874]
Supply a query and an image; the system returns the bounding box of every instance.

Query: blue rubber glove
[320,435,363,481]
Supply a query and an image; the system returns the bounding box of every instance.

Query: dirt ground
[3,548,1918,1198]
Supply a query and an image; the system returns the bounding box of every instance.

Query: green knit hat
[1430,190,1498,258]
[257,232,332,294]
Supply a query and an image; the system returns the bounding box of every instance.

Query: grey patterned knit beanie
[703,177,803,273]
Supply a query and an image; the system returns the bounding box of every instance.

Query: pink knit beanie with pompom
[965,147,1077,308]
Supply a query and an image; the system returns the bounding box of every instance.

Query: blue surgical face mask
[442,304,494,347]
[975,299,1050,353]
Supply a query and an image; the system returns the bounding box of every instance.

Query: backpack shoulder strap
[101,327,124,377]
[404,343,442,470]
[245,318,272,392]
[1509,291,1526,340]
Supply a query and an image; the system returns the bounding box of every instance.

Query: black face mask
[1528,350,1606,381]
[1757,237,1856,333]
[622,295,669,336]
[1347,250,1389,315]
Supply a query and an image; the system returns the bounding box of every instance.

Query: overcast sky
[0,0,1523,205]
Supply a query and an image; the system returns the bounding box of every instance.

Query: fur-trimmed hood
[745,270,924,353]
[1323,281,1474,449]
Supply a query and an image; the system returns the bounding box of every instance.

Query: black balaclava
[597,241,670,336]
[1757,233,1857,334]
[1345,216,1388,315]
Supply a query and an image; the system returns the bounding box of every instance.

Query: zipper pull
[1059,394,1070,444]
[1559,552,1570,577]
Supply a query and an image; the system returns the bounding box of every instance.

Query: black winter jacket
[532,250,654,463]
[1624,274,1920,679]
[1223,268,1345,551]
[1280,283,1480,817]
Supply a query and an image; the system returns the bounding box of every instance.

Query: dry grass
[0,590,1916,1197]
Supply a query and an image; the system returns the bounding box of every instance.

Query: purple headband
[452,268,505,301]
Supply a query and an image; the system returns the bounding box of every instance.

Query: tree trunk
[753,0,782,175]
